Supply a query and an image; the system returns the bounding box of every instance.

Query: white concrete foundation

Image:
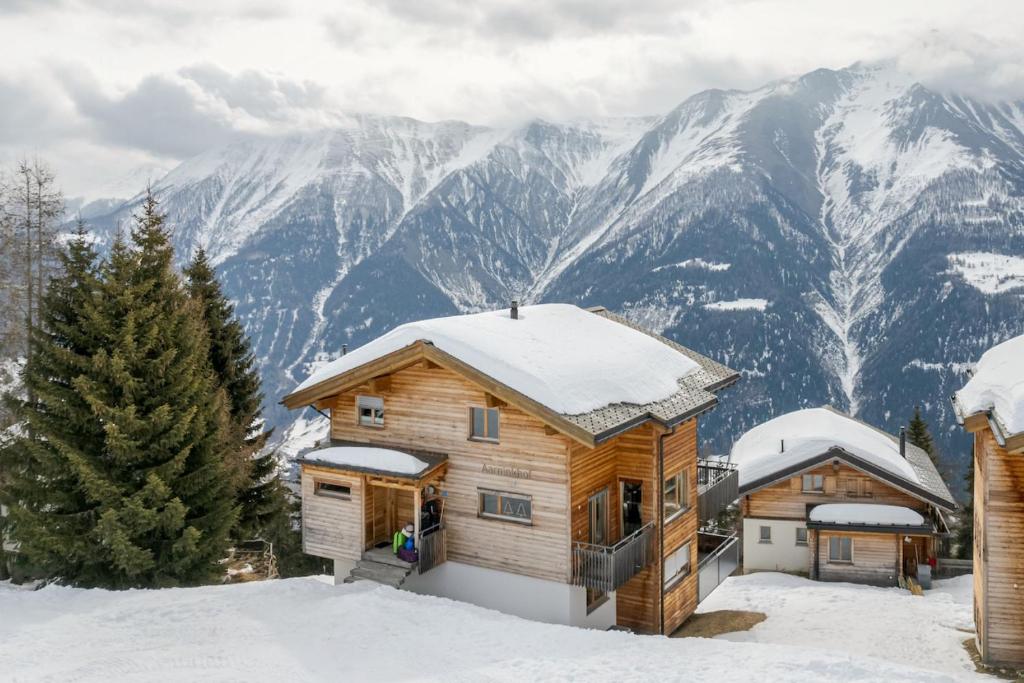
[743,518,810,574]
[403,560,616,630]
[332,557,357,585]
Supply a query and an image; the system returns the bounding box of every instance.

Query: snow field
[0,573,981,682]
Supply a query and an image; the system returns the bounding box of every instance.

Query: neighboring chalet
[732,407,956,587]
[953,334,1024,670]
[280,303,740,634]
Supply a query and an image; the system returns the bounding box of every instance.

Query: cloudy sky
[1,0,1021,198]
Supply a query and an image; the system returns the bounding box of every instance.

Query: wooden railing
[571,522,655,592]
[697,458,739,527]
[416,522,446,574]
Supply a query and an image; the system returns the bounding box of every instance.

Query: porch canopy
[806,503,934,534]
[300,443,447,483]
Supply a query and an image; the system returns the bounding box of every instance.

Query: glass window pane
[472,408,485,437]
[486,408,499,440]
[481,492,498,514]
[842,537,852,560]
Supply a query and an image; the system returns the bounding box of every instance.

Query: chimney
[342,344,348,356]
[899,427,906,458]
[780,438,785,453]
[511,300,519,320]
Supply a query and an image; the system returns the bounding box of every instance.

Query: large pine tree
[183,248,287,541]
[4,196,238,587]
[1,223,104,580]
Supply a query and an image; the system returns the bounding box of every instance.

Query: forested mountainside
[84,62,1024,482]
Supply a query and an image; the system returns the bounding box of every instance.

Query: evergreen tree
[0,223,103,581]
[4,195,238,587]
[954,452,975,560]
[183,248,288,541]
[907,405,937,464]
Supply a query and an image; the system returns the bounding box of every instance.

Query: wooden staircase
[343,547,415,588]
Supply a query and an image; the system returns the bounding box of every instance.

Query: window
[664,542,692,588]
[314,481,351,500]
[663,471,688,520]
[759,525,772,543]
[843,479,872,498]
[479,489,531,523]
[470,407,500,441]
[829,536,853,563]
[802,473,824,493]
[357,395,384,427]
[795,528,808,546]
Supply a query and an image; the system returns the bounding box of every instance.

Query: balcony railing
[572,522,655,593]
[697,458,739,527]
[416,522,446,574]
[697,531,740,602]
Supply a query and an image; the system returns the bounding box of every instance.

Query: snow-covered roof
[301,446,433,477]
[730,407,956,508]
[954,334,1024,437]
[293,304,701,416]
[808,504,926,528]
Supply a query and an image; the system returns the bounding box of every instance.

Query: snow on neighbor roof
[809,504,926,527]
[293,304,701,416]
[954,333,1024,436]
[301,446,431,476]
[731,408,919,487]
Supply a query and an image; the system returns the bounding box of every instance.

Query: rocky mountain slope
[85,62,1024,482]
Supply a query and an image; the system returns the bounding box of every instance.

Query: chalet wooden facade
[953,334,1024,670]
[281,304,739,633]
[732,408,956,588]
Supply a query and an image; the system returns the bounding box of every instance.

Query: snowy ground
[699,572,979,680]
[0,573,981,682]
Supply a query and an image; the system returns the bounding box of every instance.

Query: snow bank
[0,575,978,682]
[947,252,1024,294]
[955,333,1024,435]
[292,304,700,415]
[704,298,768,311]
[809,503,925,527]
[302,446,429,475]
[731,408,919,486]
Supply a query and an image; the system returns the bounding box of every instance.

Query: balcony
[697,530,740,602]
[697,458,739,527]
[571,522,655,592]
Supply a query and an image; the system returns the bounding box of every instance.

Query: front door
[621,480,643,536]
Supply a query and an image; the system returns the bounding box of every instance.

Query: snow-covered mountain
[85,62,1024,481]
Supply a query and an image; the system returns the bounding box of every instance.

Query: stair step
[354,561,411,581]
[362,547,415,569]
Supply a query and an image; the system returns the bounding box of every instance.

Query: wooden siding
[301,467,363,562]
[812,531,899,586]
[661,420,700,633]
[975,429,1024,668]
[745,463,927,520]
[330,364,572,584]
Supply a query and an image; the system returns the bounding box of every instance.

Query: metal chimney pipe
[899,427,906,457]
[511,300,519,320]
[780,438,785,453]
[342,344,348,356]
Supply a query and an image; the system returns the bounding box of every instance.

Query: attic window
[357,395,384,427]
[470,407,499,442]
[802,473,824,493]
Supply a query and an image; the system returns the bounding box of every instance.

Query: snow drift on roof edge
[955,333,1024,436]
[809,503,925,527]
[291,304,700,415]
[730,408,919,486]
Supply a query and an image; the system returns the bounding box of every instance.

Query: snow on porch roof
[954,333,1024,437]
[808,504,926,528]
[292,304,702,416]
[300,445,442,479]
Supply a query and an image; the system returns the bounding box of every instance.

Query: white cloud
[0,0,1020,196]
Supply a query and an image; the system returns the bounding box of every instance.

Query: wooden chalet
[953,334,1024,670]
[281,303,740,634]
[732,407,956,588]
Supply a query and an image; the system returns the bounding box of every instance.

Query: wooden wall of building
[661,420,700,634]
[744,463,927,520]
[301,466,363,562]
[975,429,1024,668]
[812,530,899,586]
[330,364,573,584]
